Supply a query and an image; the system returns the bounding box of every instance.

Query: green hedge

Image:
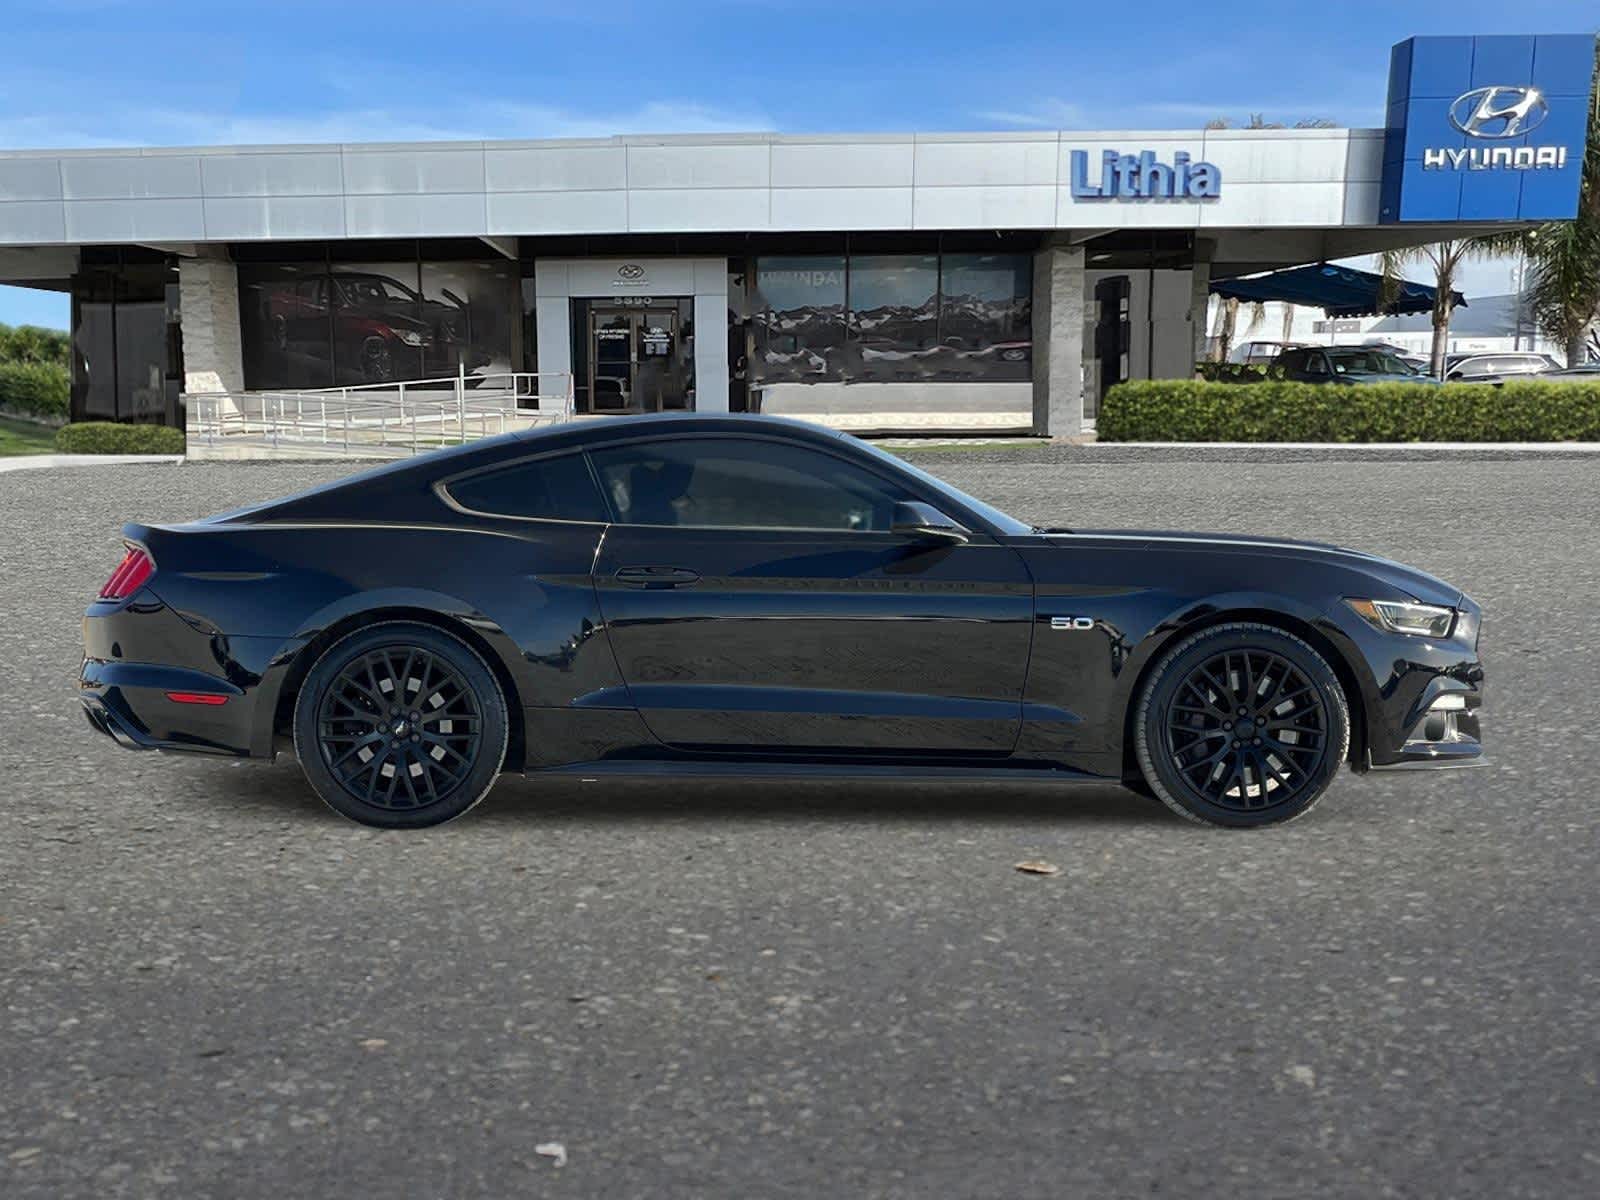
[1099,379,1600,442]
[0,361,70,421]
[55,422,186,455]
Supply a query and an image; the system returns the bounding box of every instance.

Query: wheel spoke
[317,641,484,812]
[1161,645,1330,815]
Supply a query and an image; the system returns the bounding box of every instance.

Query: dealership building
[0,34,1593,440]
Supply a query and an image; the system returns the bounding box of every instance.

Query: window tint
[588,437,913,531]
[446,452,608,522]
[1492,355,1539,375]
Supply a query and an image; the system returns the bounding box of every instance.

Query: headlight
[395,329,427,347]
[1345,598,1455,638]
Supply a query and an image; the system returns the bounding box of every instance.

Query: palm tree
[1210,296,1239,362]
[1378,239,1503,378]
[1498,40,1600,366]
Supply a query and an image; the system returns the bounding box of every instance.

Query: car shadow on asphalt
[194,760,1179,828]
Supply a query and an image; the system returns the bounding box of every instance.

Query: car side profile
[1444,351,1561,383]
[1274,346,1430,384]
[80,415,1485,829]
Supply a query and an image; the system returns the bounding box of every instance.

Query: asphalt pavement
[3,447,1597,1198]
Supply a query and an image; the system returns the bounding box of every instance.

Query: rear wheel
[293,623,508,829]
[1134,623,1349,828]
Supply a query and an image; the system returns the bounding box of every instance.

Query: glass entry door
[587,306,689,412]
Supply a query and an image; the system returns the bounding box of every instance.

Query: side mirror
[891,501,968,545]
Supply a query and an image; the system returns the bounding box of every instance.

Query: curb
[0,454,185,474]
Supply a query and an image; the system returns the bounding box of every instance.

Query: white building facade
[0,35,1591,435]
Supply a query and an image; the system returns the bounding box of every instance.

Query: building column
[1031,240,1086,437]
[178,257,243,394]
[1189,239,1215,366]
[691,259,729,413]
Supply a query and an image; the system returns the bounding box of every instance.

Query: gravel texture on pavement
[2,449,1597,1198]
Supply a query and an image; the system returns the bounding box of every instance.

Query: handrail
[184,370,574,456]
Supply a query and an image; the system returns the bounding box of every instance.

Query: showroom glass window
[751,249,1030,385]
[937,254,1031,382]
[587,437,914,531]
[847,254,938,382]
[238,244,518,391]
[752,256,847,383]
[70,257,182,425]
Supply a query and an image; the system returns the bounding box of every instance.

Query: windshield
[1327,349,1414,375]
[844,436,1033,535]
[335,275,420,307]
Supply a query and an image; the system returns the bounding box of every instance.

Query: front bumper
[1325,593,1486,772]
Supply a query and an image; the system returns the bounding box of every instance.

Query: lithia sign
[1068,149,1222,200]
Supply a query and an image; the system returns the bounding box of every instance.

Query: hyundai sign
[1380,35,1596,223]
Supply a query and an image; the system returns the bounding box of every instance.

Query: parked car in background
[1273,346,1430,384]
[1535,363,1600,381]
[1444,352,1560,383]
[1353,340,1430,372]
[1228,339,1304,366]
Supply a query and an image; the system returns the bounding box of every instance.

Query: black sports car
[80,415,1484,829]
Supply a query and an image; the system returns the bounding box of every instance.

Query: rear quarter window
[444,452,609,523]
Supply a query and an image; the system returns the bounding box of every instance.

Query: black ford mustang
[80,415,1484,829]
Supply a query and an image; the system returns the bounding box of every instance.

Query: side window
[445,451,609,522]
[1305,352,1330,376]
[588,437,913,531]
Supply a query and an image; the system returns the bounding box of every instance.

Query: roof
[1210,263,1466,318]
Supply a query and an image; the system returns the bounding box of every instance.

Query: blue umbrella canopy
[1210,263,1466,318]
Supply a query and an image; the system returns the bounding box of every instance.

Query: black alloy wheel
[293,623,508,829]
[1134,623,1350,828]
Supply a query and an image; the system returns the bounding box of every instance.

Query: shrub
[1099,379,1600,442]
[55,422,186,455]
[0,322,70,368]
[0,361,70,422]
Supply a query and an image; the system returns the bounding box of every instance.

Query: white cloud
[970,98,1090,129]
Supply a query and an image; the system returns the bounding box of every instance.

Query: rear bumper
[79,658,255,756]
[80,587,307,760]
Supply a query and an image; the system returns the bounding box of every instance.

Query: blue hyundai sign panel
[1380,35,1596,223]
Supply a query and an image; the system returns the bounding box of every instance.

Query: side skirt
[524,759,1113,785]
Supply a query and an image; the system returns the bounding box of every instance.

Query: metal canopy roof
[1210,263,1466,318]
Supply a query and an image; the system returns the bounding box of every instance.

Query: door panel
[592,526,1034,754]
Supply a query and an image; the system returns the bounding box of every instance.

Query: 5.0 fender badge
[1050,616,1095,631]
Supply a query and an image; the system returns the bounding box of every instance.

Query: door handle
[614,566,701,589]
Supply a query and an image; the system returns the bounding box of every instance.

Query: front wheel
[293,623,509,829]
[1133,623,1350,828]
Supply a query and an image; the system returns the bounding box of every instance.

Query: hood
[1341,371,1440,385]
[1061,529,1463,607]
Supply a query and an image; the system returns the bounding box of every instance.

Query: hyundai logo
[616,263,646,280]
[1448,86,1549,139]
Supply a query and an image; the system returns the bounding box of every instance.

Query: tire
[1133,622,1350,829]
[293,622,509,829]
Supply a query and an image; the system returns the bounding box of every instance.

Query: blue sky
[2,0,1597,328]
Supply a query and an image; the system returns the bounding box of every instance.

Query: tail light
[99,545,155,600]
